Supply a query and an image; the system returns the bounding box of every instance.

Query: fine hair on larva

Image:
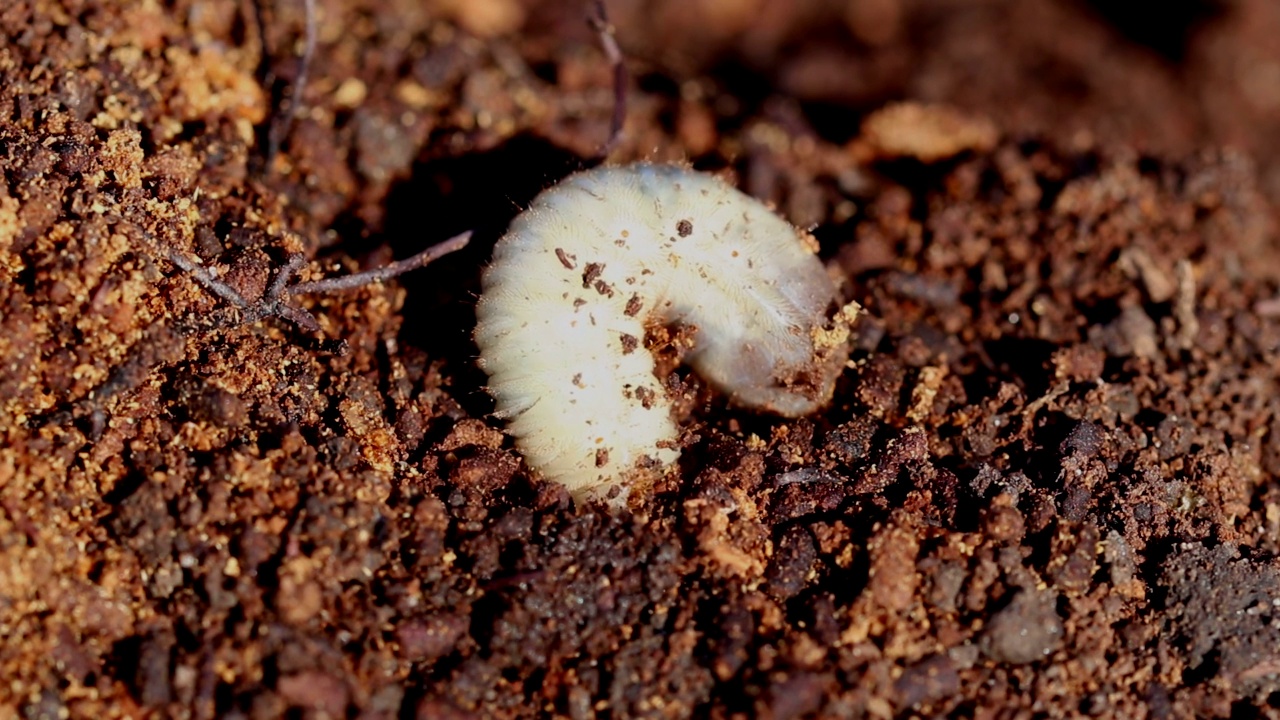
[474,163,857,505]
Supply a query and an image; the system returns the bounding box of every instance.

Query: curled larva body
[475,164,853,503]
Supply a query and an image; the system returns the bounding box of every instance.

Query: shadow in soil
[358,134,589,418]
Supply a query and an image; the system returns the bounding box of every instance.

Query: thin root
[258,0,319,171]
[290,231,472,295]
[589,0,628,158]
[150,223,472,335]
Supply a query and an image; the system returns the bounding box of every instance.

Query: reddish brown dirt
[5,0,1280,718]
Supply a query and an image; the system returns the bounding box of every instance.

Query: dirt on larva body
[5,0,1280,718]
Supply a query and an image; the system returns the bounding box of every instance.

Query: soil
[5,0,1280,718]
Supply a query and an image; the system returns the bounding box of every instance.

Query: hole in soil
[1182,649,1222,685]
[1077,0,1224,61]
[101,469,147,505]
[982,336,1057,400]
[342,134,585,420]
[106,635,143,690]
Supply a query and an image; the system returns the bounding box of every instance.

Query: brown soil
[5,0,1280,718]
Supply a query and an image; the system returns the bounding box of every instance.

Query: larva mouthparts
[474,163,858,505]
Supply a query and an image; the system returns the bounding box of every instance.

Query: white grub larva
[475,163,858,504]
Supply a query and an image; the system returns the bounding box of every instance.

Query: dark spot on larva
[638,454,664,470]
[593,279,615,297]
[620,333,639,354]
[595,448,609,467]
[572,373,584,388]
[621,230,630,238]
[614,238,626,247]
[635,386,656,409]
[677,219,693,237]
[555,247,576,269]
[582,262,604,288]
[589,313,597,326]
[624,294,643,317]
[655,438,680,451]
[573,297,587,309]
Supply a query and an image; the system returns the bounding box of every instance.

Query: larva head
[663,188,855,418]
[689,294,857,418]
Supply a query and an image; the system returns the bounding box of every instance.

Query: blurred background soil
[5,0,1280,717]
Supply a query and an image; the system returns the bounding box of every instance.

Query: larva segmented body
[475,164,855,504]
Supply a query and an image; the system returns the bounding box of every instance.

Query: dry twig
[166,230,472,333]
[115,215,470,335]
[253,0,319,171]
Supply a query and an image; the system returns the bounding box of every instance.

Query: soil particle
[893,653,961,711]
[856,102,999,163]
[1160,543,1280,702]
[397,613,469,662]
[276,670,351,716]
[980,589,1065,665]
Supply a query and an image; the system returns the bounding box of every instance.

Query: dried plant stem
[589,0,628,158]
